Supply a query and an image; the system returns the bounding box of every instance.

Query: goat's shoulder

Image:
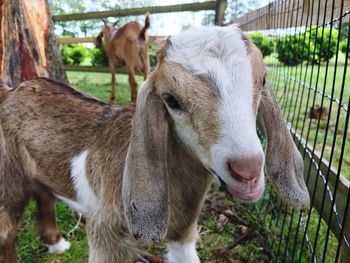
[6,78,108,116]
[16,77,107,105]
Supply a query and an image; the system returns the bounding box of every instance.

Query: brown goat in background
[309,105,328,120]
[96,14,150,103]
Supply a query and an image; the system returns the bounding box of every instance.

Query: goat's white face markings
[55,150,98,215]
[166,240,200,263]
[163,25,265,199]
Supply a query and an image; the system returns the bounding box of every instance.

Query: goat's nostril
[227,156,263,183]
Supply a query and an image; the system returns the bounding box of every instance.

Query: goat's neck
[86,105,135,203]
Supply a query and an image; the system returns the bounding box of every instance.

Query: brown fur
[0,74,214,262]
[96,15,150,103]
[155,62,220,150]
[0,29,309,263]
[309,106,328,120]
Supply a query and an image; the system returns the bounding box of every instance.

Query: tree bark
[0,0,67,88]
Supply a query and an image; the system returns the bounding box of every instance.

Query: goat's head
[122,25,310,242]
[95,19,118,48]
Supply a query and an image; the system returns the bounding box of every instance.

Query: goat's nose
[227,156,263,185]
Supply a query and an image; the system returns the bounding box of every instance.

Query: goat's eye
[162,93,183,111]
[262,77,266,86]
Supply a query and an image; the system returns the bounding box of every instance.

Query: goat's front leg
[109,61,116,103]
[165,222,200,263]
[86,206,137,263]
[31,181,70,254]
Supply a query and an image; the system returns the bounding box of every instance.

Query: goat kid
[96,15,150,103]
[0,25,309,263]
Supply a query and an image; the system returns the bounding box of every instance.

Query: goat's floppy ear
[95,32,103,48]
[122,80,169,242]
[259,83,310,210]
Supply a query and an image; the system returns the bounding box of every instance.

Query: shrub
[307,27,338,64]
[91,48,109,66]
[340,40,349,55]
[248,32,274,57]
[60,44,89,65]
[276,35,308,66]
[60,45,73,65]
[70,44,88,65]
[90,43,159,68]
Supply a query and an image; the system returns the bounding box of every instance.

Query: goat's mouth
[209,168,264,202]
[226,185,264,202]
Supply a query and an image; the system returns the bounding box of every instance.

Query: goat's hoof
[45,237,71,254]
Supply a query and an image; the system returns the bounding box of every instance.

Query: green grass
[18,202,88,263]
[66,71,144,104]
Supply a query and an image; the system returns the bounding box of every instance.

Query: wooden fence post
[215,0,227,26]
[340,207,350,263]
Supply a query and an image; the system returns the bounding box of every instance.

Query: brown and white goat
[96,15,150,103]
[0,25,309,263]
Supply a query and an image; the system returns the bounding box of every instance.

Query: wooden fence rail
[52,0,227,25]
[292,130,350,262]
[54,1,227,73]
[57,36,166,45]
[233,0,350,31]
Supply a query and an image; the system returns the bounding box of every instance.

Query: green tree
[307,27,339,64]
[276,35,308,66]
[247,32,274,57]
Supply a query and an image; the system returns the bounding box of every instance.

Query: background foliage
[247,32,274,57]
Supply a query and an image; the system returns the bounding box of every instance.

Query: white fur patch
[166,25,265,188]
[56,150,98,215]
[46,237,71,254]
[166,240,200,263]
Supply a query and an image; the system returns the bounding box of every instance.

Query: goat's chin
[226,185,265,203]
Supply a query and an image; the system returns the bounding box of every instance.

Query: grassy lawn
[66,71,144,104]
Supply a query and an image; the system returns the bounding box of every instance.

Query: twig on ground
[227,228,254,250]
[205,198,251,227]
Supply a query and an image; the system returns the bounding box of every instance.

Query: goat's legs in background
[127,65,138,102]
[0,211,18,263]
[142,49,149,81]
[109,62,116,103]
[31,181,70,254]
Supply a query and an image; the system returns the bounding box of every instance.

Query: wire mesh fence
[235,0,350,262]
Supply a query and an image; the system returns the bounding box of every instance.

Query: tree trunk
[0,0,67,88]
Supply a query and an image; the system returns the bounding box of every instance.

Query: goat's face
[96,22,117,48]
[154,60,265,202]
[122,25,309,242]
[156,28,269,203]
